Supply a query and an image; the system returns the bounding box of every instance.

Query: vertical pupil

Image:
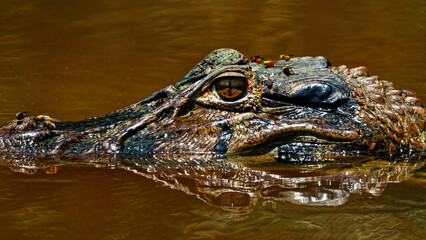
[227,79,232,97]
[214,77,247,101]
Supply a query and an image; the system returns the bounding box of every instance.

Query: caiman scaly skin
[0,49,424,159]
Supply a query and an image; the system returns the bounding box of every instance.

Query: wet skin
[0,49,424,160]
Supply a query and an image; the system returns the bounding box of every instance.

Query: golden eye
[212,76,248,101]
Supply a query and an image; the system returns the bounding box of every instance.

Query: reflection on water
[0,153,425,239]
[131,156,425,211]
[2,153,424,213]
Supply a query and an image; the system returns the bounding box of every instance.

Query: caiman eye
[212,72,248,101]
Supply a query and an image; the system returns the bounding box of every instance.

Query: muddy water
[0,0,425,239]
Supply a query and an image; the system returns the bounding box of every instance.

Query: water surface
[0,0,425,239]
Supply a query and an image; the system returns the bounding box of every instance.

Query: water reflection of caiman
[0,49,424,159]
[3,154,424,212]
[127,155,424,211]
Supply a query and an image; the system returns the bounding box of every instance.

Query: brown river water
[0,0,425,239]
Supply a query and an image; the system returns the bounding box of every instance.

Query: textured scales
[334,66,425,150]
[0,49,424,160]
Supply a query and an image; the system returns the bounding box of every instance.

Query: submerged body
[0,49,425,160]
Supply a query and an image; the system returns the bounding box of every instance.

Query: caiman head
[0,49,425,160]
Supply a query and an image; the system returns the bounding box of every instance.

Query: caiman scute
[0,49,424,160]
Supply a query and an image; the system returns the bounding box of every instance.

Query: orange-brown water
[0,0,425,239]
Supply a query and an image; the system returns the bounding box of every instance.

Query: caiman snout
[262,75,349,108]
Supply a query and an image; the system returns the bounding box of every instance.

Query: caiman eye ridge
[211,72,248,102]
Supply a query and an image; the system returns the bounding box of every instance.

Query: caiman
[0,49,425,160]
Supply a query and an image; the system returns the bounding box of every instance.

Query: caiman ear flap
[185,48,248,78]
